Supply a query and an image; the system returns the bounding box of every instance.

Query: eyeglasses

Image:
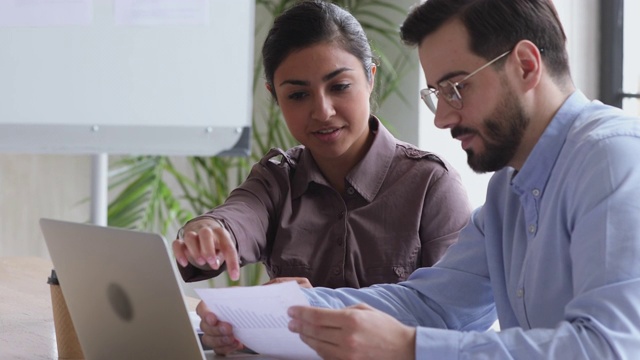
[420,50,512,114]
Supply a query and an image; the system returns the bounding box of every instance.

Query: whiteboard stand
[91,153,108,226]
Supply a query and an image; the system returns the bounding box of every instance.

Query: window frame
[599,0,640,108]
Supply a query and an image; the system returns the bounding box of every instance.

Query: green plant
[107,0,411,287]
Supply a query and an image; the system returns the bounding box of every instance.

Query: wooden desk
[0,257,57,359]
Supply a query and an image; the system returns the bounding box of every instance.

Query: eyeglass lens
[420,49,512,115]
[420,88,438,114]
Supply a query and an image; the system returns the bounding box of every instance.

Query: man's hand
[288,303,416,360]
[172,218,240,280]
[196,301,245,355]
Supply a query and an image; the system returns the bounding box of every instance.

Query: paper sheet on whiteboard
[0,0,92,27]
[114,0,209,25]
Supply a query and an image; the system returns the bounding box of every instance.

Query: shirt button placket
[527,188,540,238]
[337,210,346,246]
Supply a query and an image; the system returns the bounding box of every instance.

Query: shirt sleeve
[303,135,640,358]
[418,161,471,266]
[179,153,288,282]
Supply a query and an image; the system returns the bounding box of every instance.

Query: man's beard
[452,90,529,173]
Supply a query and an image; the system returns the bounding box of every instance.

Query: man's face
[460,84,529,172]
[418,19,529,173]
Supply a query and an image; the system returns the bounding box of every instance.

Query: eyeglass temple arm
[459,50,512,82]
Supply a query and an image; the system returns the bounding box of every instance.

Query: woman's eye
[332,83,351,92]
[287,92,308,101]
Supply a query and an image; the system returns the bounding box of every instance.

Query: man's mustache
[451,126,478,139]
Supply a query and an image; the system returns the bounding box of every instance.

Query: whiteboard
[0,0,254,156]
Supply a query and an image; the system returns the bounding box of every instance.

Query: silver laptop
[40,218,210,360]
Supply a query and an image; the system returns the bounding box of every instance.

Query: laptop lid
[40,218,206,360]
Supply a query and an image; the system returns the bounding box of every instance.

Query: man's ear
[512,40,542,91]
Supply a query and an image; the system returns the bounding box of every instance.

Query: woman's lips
[313,127,341,142]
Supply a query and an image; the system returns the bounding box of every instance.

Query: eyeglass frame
[420,50,512,114]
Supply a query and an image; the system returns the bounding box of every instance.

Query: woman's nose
[311,94,336,121]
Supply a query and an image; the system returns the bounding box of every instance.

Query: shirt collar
[346,116,395,202]
[512,90,590,192]
[291,116,395,202]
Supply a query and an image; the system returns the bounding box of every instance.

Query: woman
[172,0,470,289]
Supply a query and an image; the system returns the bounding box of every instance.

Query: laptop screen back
[40,218,205,360]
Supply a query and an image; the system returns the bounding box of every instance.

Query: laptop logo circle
[107,283,134,322]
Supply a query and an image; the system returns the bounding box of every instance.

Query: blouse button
[346,187,355,196]
[528,224,536,234]
[332,267,341,276]
[532,189,541,197]
[516,288,524,298]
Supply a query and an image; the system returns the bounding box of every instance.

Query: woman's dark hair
[400,0,570,81]
[262,0,375,100]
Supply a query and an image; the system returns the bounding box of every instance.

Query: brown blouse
[178,117,471,288]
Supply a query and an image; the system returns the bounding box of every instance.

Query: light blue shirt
[303,91,640,359]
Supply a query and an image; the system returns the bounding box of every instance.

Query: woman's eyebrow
[278,67,353,87]
[279,79,308,86]
[322,67,352,81]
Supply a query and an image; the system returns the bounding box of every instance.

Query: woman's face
[271,42,375,165]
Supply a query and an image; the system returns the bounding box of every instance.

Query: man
[198,0,640,358]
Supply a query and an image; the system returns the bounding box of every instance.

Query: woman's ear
[265,82,278,104]
[369,64,377,90]
[512,40,542,91]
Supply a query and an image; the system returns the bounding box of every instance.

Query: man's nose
[433,104,461,130]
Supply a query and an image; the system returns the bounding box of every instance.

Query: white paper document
[195,281,321,360]
[114,0,209,26]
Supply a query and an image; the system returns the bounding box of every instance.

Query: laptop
[40,218,213,360]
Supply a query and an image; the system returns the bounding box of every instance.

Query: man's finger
[201,333,242,355]
[288,311,345,351]
[288,306,347,328]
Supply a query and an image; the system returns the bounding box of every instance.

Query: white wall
[1,0,600,257]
